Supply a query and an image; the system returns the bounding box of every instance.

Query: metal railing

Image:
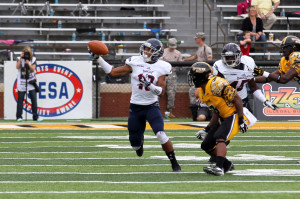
[185,0,226,46]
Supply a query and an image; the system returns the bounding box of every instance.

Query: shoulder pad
[211,77,230,97]
[241,55,255,71]
[125,56,140,66]
[290,52,300,75]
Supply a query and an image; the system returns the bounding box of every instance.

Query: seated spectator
[189,86,212,121]
[184,32,212,62]
[238,6,267,53]
[239,31,252,56]
[252,0,280,30]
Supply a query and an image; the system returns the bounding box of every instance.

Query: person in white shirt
[16,46,41,122]
[89,38,181,172]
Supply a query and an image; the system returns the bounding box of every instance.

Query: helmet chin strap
[141,51,152,63]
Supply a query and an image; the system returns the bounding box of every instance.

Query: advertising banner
[4,61,93,119]
[256,81,300,120]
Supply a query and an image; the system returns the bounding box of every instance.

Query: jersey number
[230,79,248,91]
[138,74,154,91]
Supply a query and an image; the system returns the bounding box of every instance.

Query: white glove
[195,129,208,140]
[264,100,279,110]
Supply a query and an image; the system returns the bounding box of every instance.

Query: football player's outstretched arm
[108,64,132,77]
[254,69,280,83]
[268,68,298,84]
[248,78,278,110]
[96,56,132,77]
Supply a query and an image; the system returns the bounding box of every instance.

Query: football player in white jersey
[89,38,181,172]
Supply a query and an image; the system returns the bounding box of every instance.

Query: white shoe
[34,118,43,122]
[17,118,23,122]
[203,166,224,176]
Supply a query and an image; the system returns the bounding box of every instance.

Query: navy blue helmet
[140,38,164,63]
[221,43,242,68]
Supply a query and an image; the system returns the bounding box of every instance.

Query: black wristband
[276,74,281,83]
[265,76,269,83]
[238,116,244,125]
[204,125,211,132]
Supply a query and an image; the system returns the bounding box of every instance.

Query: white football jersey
[126,56,172,105]
[212,55,256,100]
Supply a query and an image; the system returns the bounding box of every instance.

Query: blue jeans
[16,90,38,120]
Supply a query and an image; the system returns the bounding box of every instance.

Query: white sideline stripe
[0,172,200,175]
[1,180,299,184]
[0,150,299,154]
[0,191,300,194]
[1,157,299,160]
[0,145,298,149]
[1,135,300,138]
[0,140,299,143]
[0,164,299,167]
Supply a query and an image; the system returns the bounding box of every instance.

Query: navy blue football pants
[128,102,164,147]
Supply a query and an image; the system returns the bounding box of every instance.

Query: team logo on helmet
[140,38,164,63]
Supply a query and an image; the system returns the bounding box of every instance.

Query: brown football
[88,40,109,55]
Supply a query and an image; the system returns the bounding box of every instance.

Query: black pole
[93,59,99,119]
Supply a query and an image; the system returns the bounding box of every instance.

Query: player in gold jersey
[254,35,300,165]
[254,35,300,83]
[188,62,257,176]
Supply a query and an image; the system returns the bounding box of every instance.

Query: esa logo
[13,64,83,117]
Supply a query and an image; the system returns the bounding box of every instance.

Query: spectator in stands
[239,31,252,56]
[239,6,267,53]
[16,46,42,122]
[252,0,280,30]
[161,38,183,118]
[183,32,212,62]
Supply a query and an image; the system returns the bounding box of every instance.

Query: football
[88,40,109,55]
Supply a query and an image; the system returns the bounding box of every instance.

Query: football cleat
[203,166,224,176]
[135,144,144,157]
[172,163,182,172]
[223,162,235,173]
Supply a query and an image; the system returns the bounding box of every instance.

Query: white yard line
[0,163,299,167]
[1,135,300,138]
[0,145,298,149]
[0,172,200,175]
[0,191,300,194]
[0,150,299,154]
[0,180,299,184]
[0,140,299,143]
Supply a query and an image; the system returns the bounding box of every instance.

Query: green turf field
[0,121,299,199]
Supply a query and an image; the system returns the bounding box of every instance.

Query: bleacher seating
[214,0,300,61]
[0,0,174,61]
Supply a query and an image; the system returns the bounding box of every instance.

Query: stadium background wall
[99,83,191,117]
